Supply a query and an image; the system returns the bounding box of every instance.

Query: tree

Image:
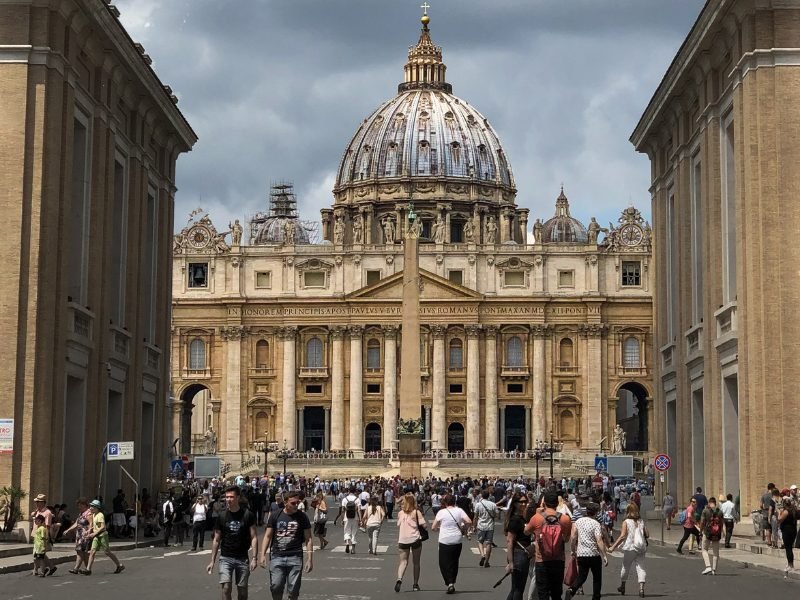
[0,486,27,532]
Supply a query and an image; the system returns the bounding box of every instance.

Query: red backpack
[708,511,723,541]
[538,514,565,561]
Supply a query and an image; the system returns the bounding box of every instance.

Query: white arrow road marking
[164,551,189,556]
[303,577,378,582]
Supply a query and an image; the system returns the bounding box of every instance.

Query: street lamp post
[534,431,564,483]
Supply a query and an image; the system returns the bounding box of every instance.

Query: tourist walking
[503,493,532,600]
[362,495,386,554]
[30,493,56,576]
[720,493,738,548]
[62,497,91,574]
[565,503,608,600]
[311,492,329,549]
[777,497,797,575]
[161,493,176,547]
[395,492,426,592]
[384,486,395,520]
[338,487,360,554]
[676,498,699,554]
[260,491,313,600]
[191,495,208,551]
[699,496,723,575]
[432,493,473,594]
[608,503,649,597]
[662,491,675,530]
[84,499,125,575]
[32,514,49,577]
[207,486,258,600]
[523,490,572,600]
[474,488,498,568]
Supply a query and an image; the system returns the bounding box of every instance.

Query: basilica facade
[171,14,653,463]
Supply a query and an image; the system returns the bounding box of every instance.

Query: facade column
[348,325,364,453]
[532,325,548,442]
[431,325,447,450]
[382,325,398,450]
[330,326,345,450]
[484,326,499,449]
[323,407,330,451]
[466,325,481,449]
[583,324,605,450]
[222,326,247,452]
[280,326,297,450]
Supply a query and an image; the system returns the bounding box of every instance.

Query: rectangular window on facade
[303,271,326,287]
[448,270,463,285]
[366,383,381,394]
[188,263,208,288]
[366,270,381,286]
[255,271,272,288]
[449,383,463,394]
[558,270,574,288]
[504,271,524,287]
[305,384,323,394]
[621,261,641,286]
[507,383,524,394]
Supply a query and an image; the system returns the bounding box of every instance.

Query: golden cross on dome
[420,2,430,16]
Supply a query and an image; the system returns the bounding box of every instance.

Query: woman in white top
[362,496,386,554]
[565,503,608,600]
[190,496,207,551]
[608,503,649,597]
[432,493,473,594]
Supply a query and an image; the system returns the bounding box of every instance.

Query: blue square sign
[594,457,607,472]
[108,443,119,456]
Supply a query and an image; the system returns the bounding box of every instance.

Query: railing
[660,343,675,370]
[448,366,465,374]
[619,366,647,376]
[145,344,161,370]
[715,301,737,338]
[68,303,94,340]
[555,364,578,374]
[500,365,530,377]
[299,366,329,378]
[249,367,275,376]
[112,328,130,357]
[182,367,212,378]
[685,323,703,358]
[365,367,384,375]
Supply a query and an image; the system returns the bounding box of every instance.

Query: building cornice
[730,48,800,86]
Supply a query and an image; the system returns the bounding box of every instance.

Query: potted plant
[0,486,27,539]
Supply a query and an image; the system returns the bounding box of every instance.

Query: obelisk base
[398,433,422,479]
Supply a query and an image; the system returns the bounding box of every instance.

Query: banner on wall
[0,419,13,454]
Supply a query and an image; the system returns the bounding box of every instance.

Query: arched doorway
[365,423,381,452]
[179,384,211,455]
[616,382,649,451]
[447,422,465,452]
[504,406,526,451]
[303,407,325,451]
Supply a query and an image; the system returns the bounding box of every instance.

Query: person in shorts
[207,486,258,600]
[473,489,498,568]
[84,499,124,575]
[32,515,48,576]
[260,491,313,600]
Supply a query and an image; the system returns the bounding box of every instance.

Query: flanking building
[631,0,800,508]
[171,14,653,469]
[0,1,196,508]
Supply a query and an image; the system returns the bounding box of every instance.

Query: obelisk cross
[421,2,430,16]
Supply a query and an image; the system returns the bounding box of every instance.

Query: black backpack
[160,501,173,525]
[345,497,357,519]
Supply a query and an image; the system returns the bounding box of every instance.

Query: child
[33,514,48,576]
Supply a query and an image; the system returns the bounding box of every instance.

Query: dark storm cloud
[115,0,703,233]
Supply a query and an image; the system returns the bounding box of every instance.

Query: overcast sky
[115,0,703,235]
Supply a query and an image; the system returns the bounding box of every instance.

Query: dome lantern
[399,6,451,93]
[541,187,589,243]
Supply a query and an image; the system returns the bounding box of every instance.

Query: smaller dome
[253,217,310,245]
[541,188,588,243]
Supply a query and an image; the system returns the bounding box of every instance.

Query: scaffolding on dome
[248,182,320,244]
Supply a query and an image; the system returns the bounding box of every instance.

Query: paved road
[4,514,798,600]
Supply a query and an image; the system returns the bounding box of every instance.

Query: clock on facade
[188,225,211,249]
[619,224,643,247]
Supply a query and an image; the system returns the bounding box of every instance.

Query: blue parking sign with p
[108,443,119,456]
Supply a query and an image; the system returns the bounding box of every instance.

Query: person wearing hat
[29,493,56,576]
[84,499,124,575]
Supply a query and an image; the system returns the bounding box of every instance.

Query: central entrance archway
[447,422,464,452]
[616,382,649,451]
[179,384,211,455]
[303,407,325,451]
[365,423,381,452]
[504,405,526,451]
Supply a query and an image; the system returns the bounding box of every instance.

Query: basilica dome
[541,188,588,243]
[334,15,514,191]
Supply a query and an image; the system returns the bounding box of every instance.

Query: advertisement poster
[0,419,13,454]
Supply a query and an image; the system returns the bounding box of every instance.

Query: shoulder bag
[415,510,429,541]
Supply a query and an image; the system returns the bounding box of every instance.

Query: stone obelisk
[398,204,423,479]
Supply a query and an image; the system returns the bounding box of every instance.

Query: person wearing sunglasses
[504,493,532,600]
[260,491,313,600]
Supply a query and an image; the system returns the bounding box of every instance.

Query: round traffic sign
[654,453,671,472]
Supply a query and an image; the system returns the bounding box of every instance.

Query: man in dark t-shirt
[207,486,258,599]
[260,491,312,600]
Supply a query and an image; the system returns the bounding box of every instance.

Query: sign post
[107,441,135,461]
[653,454,671,543]
[119,465,139,550]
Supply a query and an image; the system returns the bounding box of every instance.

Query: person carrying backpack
[699,496,724,575]
[336,487,360,554]
[523,491,572,600]
[161,494,176,548]
[608,503,649,597]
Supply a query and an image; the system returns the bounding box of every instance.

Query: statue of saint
[333,215,345,245]
[382,217,395,243]
[204,426,217,455]
[463,219,475,243]
[352,214,364,244]
[433,215,446,244]
[612,424,626,454]
[229,219,243,246]
[408,216,423,238]
[485,216,497,244]
[587,217,600,244]
[283,219,296,244]
[533,218,543,244]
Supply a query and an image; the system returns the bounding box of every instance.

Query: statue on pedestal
[485,216,497,244]
[229,220,243,246]
[333,216,345,245]
[533,218,543,244]
[353,214,364,244]
[433,215,446,244]
[612,424,626,454]
[463,219,475,243]
[204,426,217,455]
[382,217,395,243]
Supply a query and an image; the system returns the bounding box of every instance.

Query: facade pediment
[348,269,482,301]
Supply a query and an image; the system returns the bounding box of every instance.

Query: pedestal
[398,433,422,479]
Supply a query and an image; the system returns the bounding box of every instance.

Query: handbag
[415,510,429,542]
[564,555,578,587]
